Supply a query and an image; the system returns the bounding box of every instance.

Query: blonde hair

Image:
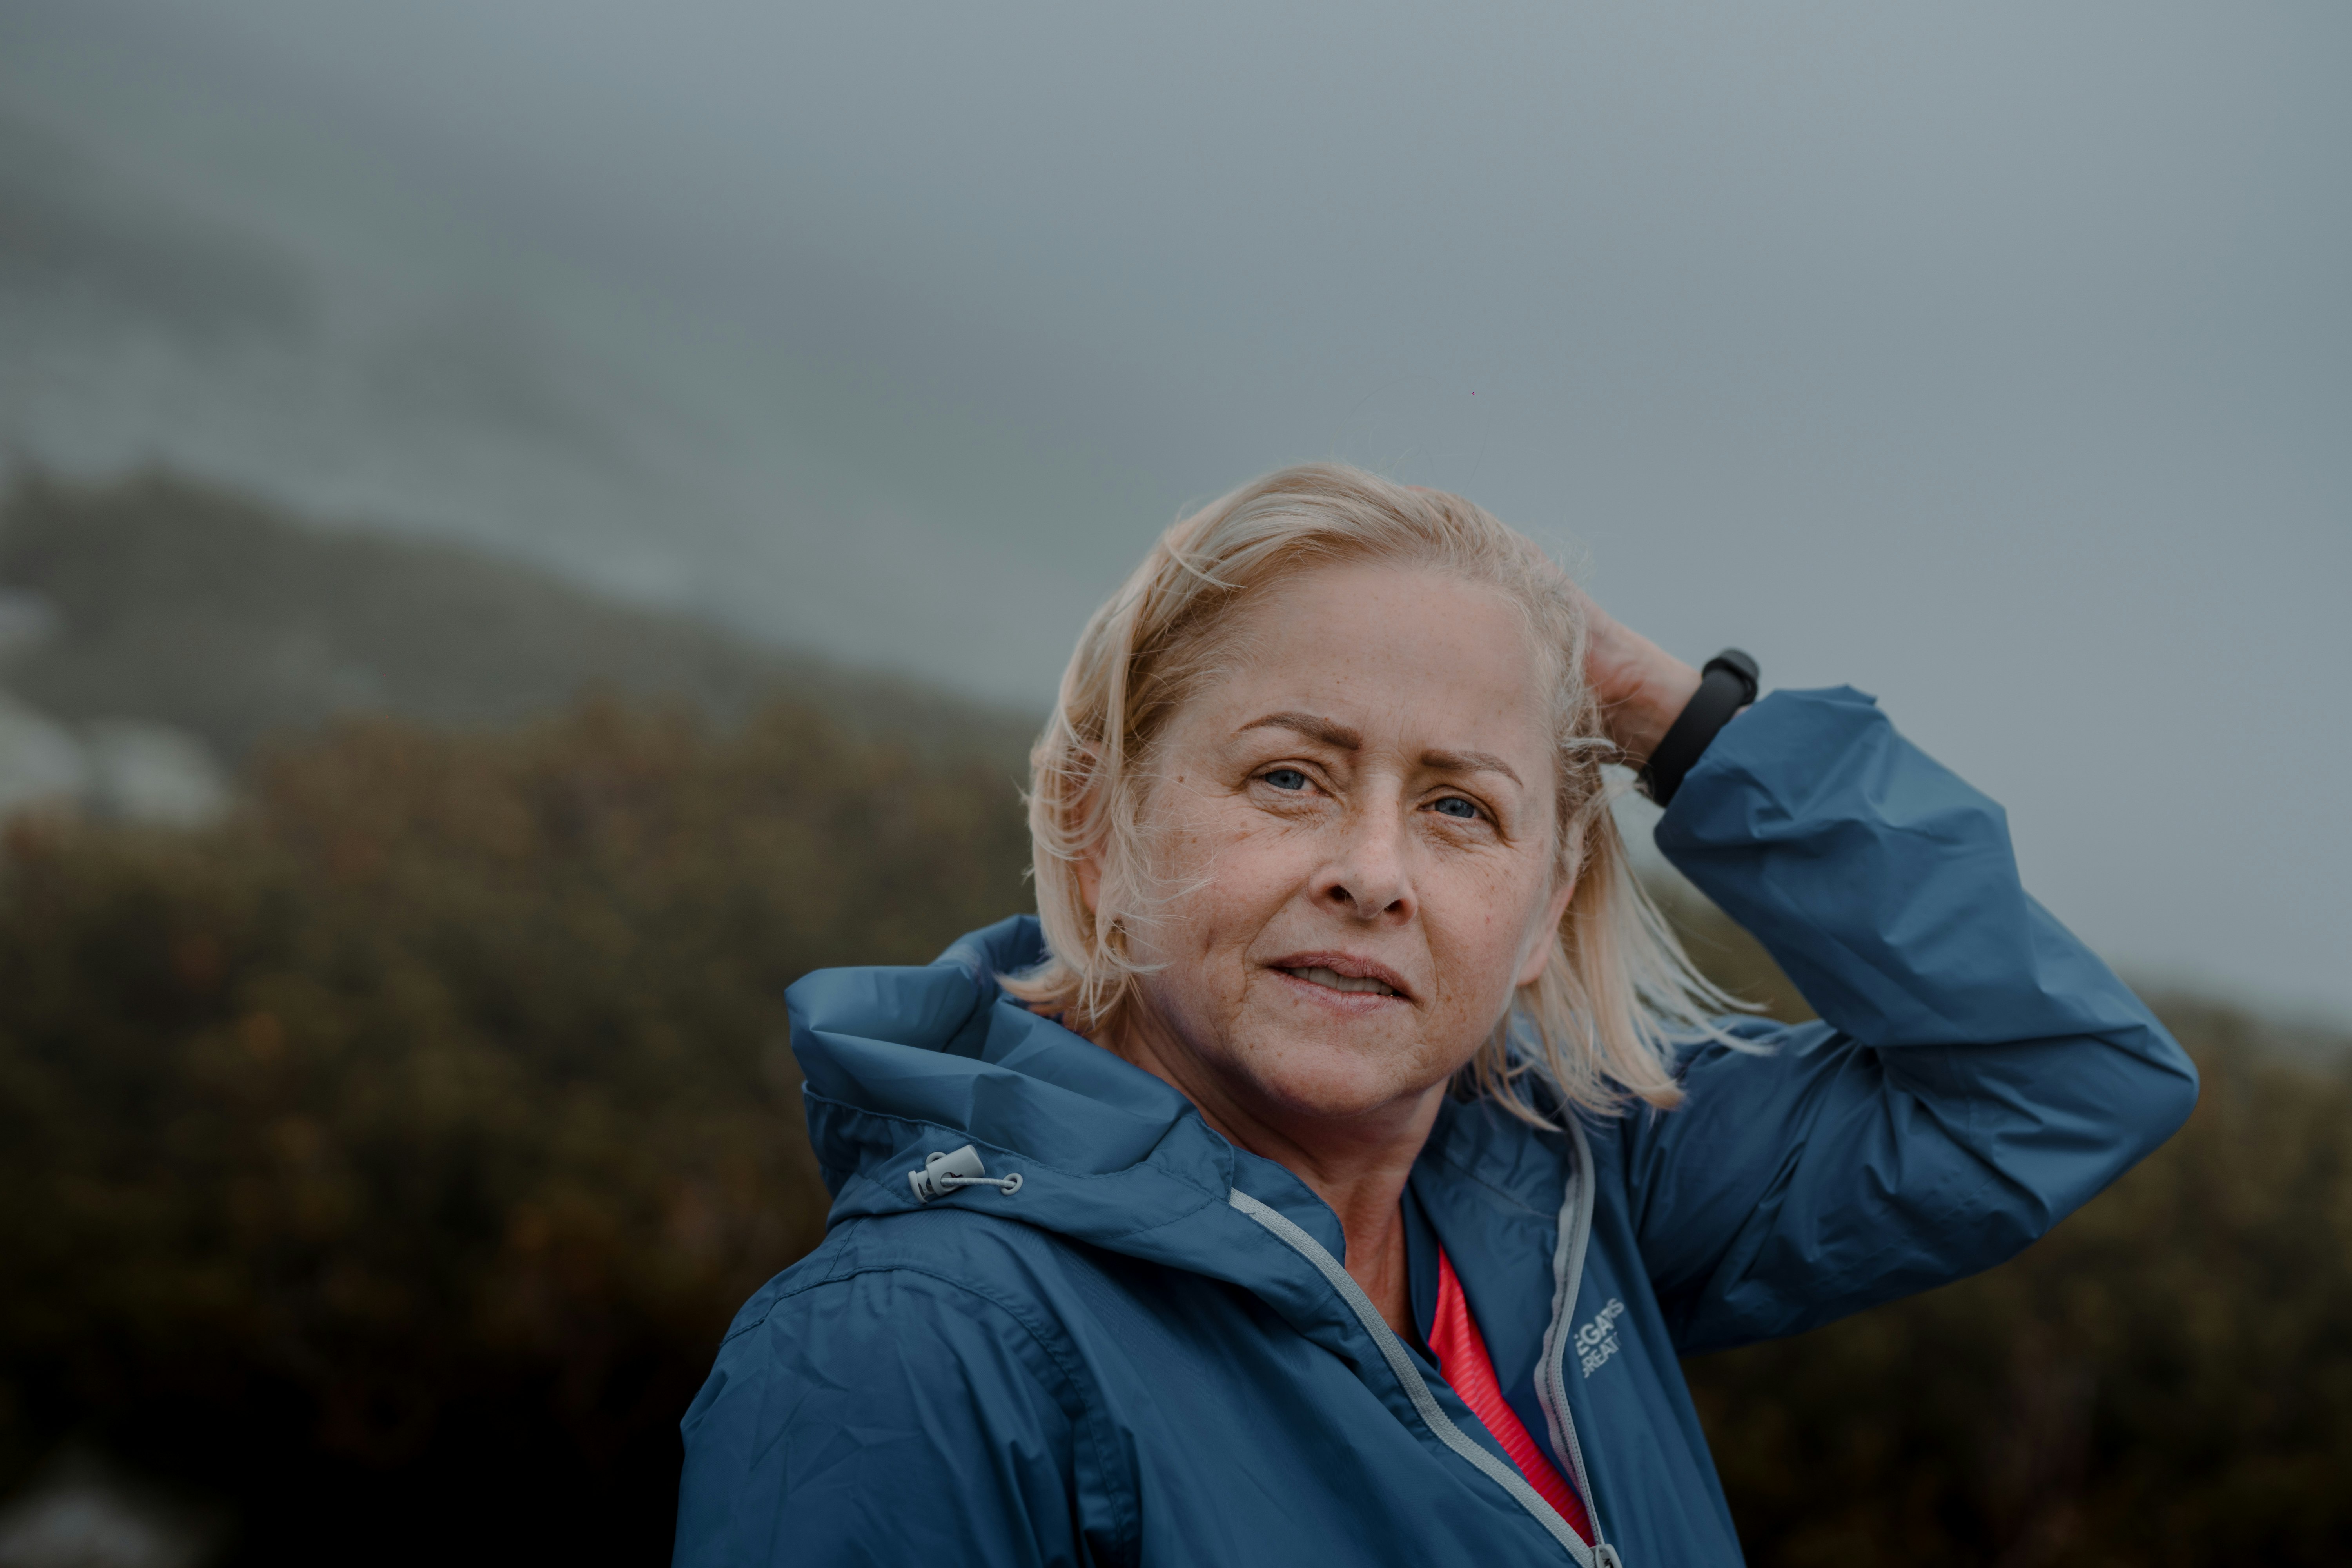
[1003,463,1737,1120]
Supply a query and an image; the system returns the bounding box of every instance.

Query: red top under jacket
[1427,1247,1593,1544]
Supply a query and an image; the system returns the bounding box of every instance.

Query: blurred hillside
[0,85,751,657]
[0,698,1032,1565]
[0,470,1034,767]
[0,65,1146,707]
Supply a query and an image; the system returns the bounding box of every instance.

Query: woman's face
[1101,562,1575,1141]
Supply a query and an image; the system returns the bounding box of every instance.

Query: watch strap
[1636,649,1760,807]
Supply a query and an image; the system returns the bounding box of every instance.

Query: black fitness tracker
[1636,649,1760,808]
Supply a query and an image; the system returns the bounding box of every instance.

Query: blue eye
[1432,797,1480,821]
[1262,768,1310,791]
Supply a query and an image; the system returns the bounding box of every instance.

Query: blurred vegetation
[0,677,2343,1563]
[0,698,1030,1563]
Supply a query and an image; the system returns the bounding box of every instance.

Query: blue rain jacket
[675,687,2198,1566]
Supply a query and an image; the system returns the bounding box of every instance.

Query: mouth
[1267,953,1413,1003]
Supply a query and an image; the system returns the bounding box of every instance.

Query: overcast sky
[4,0,2347,1020]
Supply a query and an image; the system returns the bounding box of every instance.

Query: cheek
[1428,856,1558,1008]
[1130,798,1300,958]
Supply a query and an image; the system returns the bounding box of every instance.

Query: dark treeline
[1,696,2345,1565]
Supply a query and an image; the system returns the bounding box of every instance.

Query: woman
[674,465,2196,1566]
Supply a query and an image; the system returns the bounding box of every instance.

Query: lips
[1288,965,1396,995]
[1267,953,1414,1002]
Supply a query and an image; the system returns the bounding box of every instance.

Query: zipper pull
[1593,1546,1625,1568]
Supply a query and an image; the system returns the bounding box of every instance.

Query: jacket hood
[788,915,1357,1288]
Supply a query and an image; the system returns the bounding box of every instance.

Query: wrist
[1612,657,1703,767]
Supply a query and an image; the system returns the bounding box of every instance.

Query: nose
[1315,804,1416,924]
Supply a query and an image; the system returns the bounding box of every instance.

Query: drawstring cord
[908,1145,1023,1203]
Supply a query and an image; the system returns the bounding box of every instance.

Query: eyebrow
[1238,711,1525,788]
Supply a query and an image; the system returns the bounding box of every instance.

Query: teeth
[1290,965,1397,996]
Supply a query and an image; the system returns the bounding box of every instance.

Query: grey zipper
[1535,1117,1621,1568]
[1227,1187,1599,1567]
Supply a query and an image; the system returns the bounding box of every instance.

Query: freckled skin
[1083,563,1577,1328]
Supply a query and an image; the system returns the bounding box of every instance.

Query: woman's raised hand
[1574,592,1704,769]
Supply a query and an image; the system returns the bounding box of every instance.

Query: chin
[1236,1035,1441,1123]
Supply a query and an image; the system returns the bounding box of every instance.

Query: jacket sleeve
[673,1265,1093,1568]
[1621,686,2199,1356]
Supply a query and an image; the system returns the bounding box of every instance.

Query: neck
[1105,1012,1443,1337]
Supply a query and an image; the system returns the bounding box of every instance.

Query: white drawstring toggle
[908,1144,1023,1202]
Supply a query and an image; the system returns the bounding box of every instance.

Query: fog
[1,0,2345,1018]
